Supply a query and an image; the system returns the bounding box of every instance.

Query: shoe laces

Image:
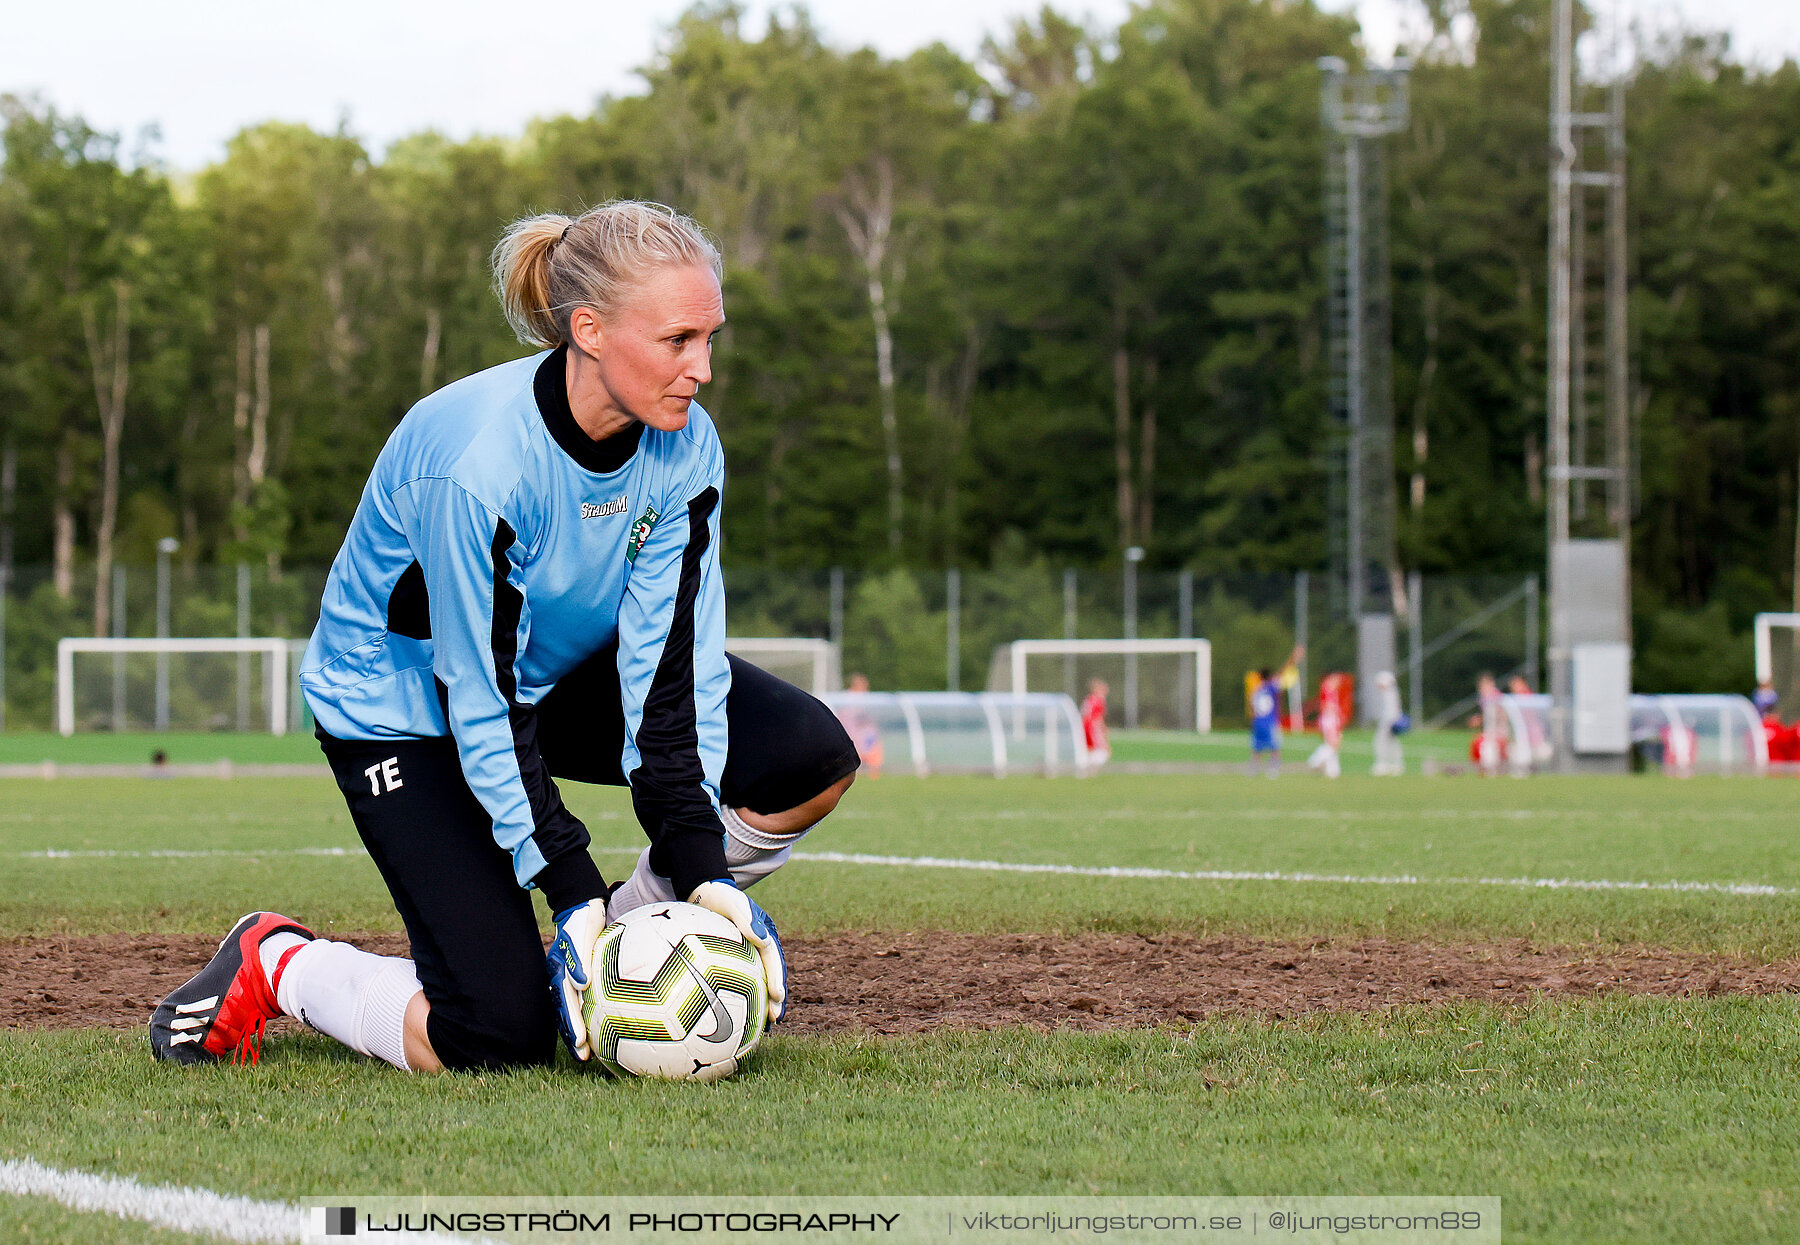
[233,1016,268,1067]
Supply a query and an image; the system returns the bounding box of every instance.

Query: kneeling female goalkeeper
[150,201,858,1072]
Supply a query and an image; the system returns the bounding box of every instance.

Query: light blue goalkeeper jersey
[301,347,729,895]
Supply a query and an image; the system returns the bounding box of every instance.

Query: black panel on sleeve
[486,517,600,900]
[631,487,729,899]
[387,560,431,639]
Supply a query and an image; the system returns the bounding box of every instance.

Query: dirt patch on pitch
[4,931,1798,1037]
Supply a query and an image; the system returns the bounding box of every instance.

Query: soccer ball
[581,901,767,1082]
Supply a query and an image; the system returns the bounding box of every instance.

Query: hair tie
[557,222,574,244]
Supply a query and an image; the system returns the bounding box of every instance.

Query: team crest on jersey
[581,495,628,520]
[626,505,662,562]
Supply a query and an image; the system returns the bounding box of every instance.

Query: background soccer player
[1249,668,1281,776]
[1307,671,1350,779]
[151,202,859,1074]
[1371,670,1405,776]
[1754,677,1779,721]
[1081,677,1111,766]
[837,673,885,777]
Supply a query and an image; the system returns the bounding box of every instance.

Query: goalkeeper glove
[546,898,610,1061]
[687,879,787,1025]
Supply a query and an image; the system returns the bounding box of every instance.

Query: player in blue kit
[151,202,858,1073]
[1249,668,1281,777]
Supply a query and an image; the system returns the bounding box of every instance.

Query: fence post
[111,566,127,731]
[945,567,961,692]
[1294,570,1310,721]
[1178,570,1194,729]
[1408,570,1424,727]
[1525,575,1540,691]
[1062,569,1077,699]
[0,440,10,732]
[155,538,176,731]
[828,567,844,654]
[1124,547,1144,728]
[237,563,252,731]
[0,566,7,732]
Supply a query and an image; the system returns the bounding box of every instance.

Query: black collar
[533,344,643,474]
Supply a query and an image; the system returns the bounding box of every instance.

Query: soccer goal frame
[1005,638,1212,733]
[1753,613,1800,685]
[724,637,840,696]
[57,637,296,737]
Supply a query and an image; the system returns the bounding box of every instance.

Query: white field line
[0,1157,303,1242]
[0,1157,490,1244]
[16,847,359,859]
[788,850,1797,898]
[6,844,1792,898]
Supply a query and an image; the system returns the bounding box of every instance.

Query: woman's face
[575,264,725,433]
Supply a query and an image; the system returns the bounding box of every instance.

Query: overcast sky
[5,0,1795,170]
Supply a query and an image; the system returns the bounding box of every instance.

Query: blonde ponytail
[490,202,722,348]
[491,214,573,348]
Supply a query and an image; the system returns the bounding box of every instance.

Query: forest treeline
[2,0,1797,690]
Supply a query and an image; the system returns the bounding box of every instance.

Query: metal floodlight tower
[1320,56,1409,723]
[1546,0,1632,770]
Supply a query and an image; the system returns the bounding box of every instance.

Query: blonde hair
[490,201,722,348]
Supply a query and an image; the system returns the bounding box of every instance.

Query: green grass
[0,725,1478,769]
[3,772,1796,954]
[0,1194,217,1245]
[2,771,1798,1241]
[1110,727,1475,766]
[2,1001,1797,1241]
[0,730,325,766]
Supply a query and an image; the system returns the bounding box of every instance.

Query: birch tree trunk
[420,305,442,397]
[83,281,131,638]
[249,323,270,494]
[231,322,274,566]
[251,323,277,578]
[53,435,75,600]
[833,158,904,554]
[232,325,252,543]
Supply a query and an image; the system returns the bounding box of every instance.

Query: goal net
[57,638,303,736]
[725,638,840,696]
[822,691,1087,777]
[1498,691,1766,774]
[987,639,1212,732]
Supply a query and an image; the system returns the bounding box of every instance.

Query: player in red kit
[1082,678,1111,767]
[1308,672,1352,779]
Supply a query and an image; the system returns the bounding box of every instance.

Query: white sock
[606,848,678,917]
[722,805,805,888]
[607,807,813,916]
[258,932,309,983]
[273,940,420,1072]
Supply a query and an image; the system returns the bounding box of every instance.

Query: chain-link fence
[0,561,1542,732]
[0,563,326,731]
[728,567,1541,730]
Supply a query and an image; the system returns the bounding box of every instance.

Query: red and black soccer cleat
[150,912,315,1065]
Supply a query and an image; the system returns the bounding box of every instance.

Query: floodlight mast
[1546,0,1632,770]
[1319,56,1409,722]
